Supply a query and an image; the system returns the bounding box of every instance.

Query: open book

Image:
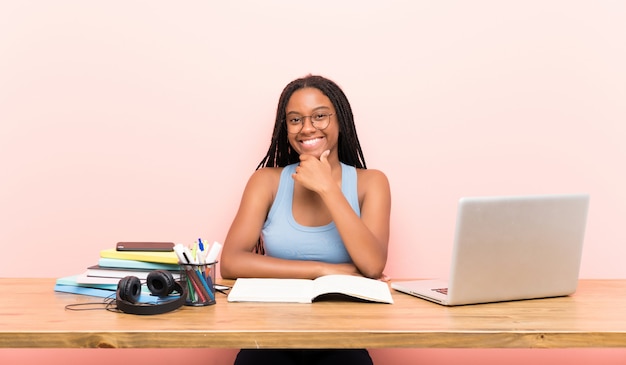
[227,275,393,304]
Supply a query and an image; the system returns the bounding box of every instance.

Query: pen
[198,239,206,265]
[195,267,215,301]
[198,238,204,252]
[186,278,196,303]
[185,265,207,302]
[204,266,216,299]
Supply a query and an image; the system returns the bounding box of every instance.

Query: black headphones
[116,270,187,315]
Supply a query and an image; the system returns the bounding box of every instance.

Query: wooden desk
[1,278,625,349]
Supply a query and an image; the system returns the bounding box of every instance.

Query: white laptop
[391,194,589,306]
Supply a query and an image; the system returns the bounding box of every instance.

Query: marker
[183,245,196,264]
[173,244,189,264]
[205,241,223,263]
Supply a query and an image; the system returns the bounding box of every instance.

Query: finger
[320,150,330,164]
[299,154,312,163]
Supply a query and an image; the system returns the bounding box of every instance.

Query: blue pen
[204,268,215,300]
[198,238,204,252]
[198,238,206,265]
[195,268,215,302]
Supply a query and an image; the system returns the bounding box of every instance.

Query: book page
[227,278,314,303]
[312,275,393,304]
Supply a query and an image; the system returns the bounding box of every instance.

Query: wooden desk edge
[3,331,626,349]
[2,279,626,349]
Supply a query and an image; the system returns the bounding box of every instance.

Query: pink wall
[1,1,625,364]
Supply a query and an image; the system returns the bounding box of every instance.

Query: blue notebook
[56,275,119,290]
[55,275,163,303]
[54,282,175,303]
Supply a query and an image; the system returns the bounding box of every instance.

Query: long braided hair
[254,75,368,254]
[257,74,367,169]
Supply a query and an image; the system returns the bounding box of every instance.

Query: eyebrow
[286,106,332,115]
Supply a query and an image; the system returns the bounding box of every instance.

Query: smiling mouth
[301,137,323,145]
[300,137,324,148]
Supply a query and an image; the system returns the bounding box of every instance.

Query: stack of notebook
[54,242,181,299]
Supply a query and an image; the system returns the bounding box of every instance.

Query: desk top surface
[2,278,626,349]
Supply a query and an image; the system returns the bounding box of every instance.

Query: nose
[300,116,316,132]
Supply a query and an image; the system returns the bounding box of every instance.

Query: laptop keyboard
[432,288,448,295]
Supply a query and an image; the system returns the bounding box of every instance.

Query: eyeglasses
[285,113,334,134]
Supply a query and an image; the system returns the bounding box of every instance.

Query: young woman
[220,75,391,365]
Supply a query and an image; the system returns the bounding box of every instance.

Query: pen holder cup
[179,262,217,306]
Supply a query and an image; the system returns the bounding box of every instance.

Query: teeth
[302,138,321,145]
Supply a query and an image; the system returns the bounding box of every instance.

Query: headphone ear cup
[116,271,187,315]
[118,276,142,304]
[146,270,176,297]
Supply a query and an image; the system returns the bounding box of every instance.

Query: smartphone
[116,242,175,252]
